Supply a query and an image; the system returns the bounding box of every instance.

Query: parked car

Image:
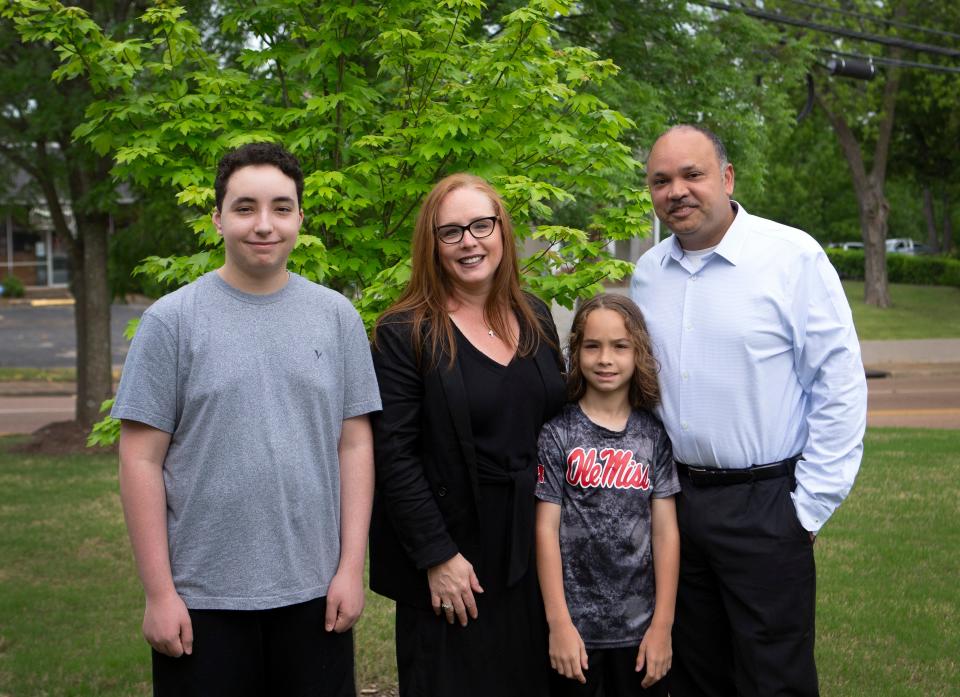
[885,238,931,255]
[826,241,864,251]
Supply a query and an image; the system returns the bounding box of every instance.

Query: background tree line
[1,0,958,428]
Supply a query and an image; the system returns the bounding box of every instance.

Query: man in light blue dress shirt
[631,125,867,697]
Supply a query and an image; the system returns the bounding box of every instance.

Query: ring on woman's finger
[441,603,453,611]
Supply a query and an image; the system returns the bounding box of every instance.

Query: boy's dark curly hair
[214,142,303,211]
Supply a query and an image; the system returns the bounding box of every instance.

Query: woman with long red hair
[370,173,566,696]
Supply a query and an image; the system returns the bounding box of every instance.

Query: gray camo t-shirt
[536,402,679,648]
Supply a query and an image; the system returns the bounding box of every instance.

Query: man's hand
[637,621,672,688]
[548,620,589,684]
[143,591,193,657]
[428,553,484,626]
[325,569,365,632]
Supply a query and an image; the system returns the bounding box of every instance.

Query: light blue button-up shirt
[631,204,867,533]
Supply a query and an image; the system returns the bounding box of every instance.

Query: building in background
[1,169,71,289]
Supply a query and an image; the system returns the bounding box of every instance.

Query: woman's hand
[548,619,589,683]
[427,553,484,626]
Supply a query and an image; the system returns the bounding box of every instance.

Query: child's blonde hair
[566,294,660,410]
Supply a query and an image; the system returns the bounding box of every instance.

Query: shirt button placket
[679,270,698,442]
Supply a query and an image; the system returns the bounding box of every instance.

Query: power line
[817,48,960,75]
[781,0,960,44]
[695,1,960,59]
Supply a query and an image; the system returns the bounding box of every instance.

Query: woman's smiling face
[435,186,504,296]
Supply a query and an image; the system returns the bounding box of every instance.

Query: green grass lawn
[844,281,960,340]
[2,430,958,695]
[0,440,397,696]
[815,427,960,695]
[0,367,76,383]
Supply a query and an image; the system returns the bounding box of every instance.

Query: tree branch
[871,57,901,187]
[816,90,868,199]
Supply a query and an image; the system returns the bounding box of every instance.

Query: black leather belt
[675,455,800,486]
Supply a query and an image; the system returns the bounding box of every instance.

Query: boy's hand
[637,622,672,688]
[143,591,193,657]
[325,568,364,632]
[549,620,589,684]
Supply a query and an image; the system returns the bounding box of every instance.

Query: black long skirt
[394,482,550,697]
[394,571,550,697]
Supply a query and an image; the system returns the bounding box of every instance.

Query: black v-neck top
[454,324,554,590]
[455,326,545,475]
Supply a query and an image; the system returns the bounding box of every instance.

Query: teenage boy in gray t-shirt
[112,143,381,696]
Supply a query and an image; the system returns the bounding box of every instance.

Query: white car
[886,238,930,255]
[826,241,864,251]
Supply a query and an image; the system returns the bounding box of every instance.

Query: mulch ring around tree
[6,420,117,456]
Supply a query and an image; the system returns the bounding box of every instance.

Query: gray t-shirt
[536,403,680,648]
[112,271,381,610]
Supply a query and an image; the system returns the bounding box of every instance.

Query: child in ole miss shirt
[535,294,680,696]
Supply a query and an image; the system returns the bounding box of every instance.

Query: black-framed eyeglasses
[435,216,499,245]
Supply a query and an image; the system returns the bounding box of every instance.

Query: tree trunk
[71,213,112,426]
[65,147,115,427]
[13,142,102,422]
[861,184,892,307]
[816,32,901,308]
[821,100,892,307]
[69,239,87,417]
[922,185,940,253]
[944,191,954,254]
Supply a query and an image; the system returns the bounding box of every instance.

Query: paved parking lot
[0,301,146,368]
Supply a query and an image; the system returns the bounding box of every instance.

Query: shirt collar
[713,201,747,266]
[663,200,747,268]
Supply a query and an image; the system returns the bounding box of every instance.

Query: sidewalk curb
[0,384,77,397]
[863,362,960,378]
[0,381,117,397]
[860,339,960,365]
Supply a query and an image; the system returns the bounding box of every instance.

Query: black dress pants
[152,596,355,697]
[669,473,819,697]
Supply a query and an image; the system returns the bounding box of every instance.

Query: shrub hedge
[826,249,960,287]
[1,275,26,298]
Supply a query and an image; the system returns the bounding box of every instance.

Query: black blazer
[369,295,566,608]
